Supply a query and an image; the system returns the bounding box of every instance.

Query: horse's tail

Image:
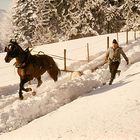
[47,59,61,82]
[55,62,61,77]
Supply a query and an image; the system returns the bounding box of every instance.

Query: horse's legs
[19,77,32,100]
[37,76,42,87]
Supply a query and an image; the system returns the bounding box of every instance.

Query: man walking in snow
[105,39,129,85]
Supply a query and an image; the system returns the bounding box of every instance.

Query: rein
[14,51,30,68]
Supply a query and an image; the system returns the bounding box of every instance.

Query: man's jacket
[105,47,129,63]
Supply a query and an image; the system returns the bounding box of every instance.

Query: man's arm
[120,48,129,64]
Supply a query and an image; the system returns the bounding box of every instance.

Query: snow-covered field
[0,31,140,139]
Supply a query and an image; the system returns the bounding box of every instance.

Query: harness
[14,48,32,68]
[14,62,26,68]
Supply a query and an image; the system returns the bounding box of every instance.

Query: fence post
[64,49,67,71]
[87,43,90,62]
[126,30,128,44]
[117,32,119,43]
[107,36,109,49]
[134,30,136,40]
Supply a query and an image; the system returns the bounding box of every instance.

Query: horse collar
[14,62,26,68]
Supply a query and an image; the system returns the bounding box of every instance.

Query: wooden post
[107,36,109,49]
[117,32,119,43]
[107,21,110,34]
[134,30,136,40]
[126,30,128,44]
[87,43,90,62]
[64,49,67,71]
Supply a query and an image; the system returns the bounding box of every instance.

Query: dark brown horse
[4,39,60,100]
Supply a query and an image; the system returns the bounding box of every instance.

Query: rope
[32,50,85,62]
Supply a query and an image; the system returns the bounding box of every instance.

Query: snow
[0,31,140,139]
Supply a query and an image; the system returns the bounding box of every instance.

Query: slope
[0,31,140,135]
[0,60,140,140]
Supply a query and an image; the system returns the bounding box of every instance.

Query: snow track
[0,68,109,134]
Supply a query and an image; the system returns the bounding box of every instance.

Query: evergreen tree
[121,0,140,31]
[12,0,37,47]
[12,0,140,46]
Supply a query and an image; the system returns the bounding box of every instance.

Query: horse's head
[4,40,20,63]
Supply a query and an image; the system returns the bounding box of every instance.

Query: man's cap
[112,39,118,44]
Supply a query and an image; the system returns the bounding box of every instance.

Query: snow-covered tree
[121,0,140,31]
[12,0,37,47]
[11,0,140,46]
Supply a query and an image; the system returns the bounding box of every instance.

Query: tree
[12,0,140,46]
[12,0,37,47]
[121,0,140,31]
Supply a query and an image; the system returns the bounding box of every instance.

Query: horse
[4,39,61,100]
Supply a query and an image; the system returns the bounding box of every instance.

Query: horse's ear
[10,39,14,43]
[4,47,8,52]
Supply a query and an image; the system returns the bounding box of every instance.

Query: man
[105,39,129,85]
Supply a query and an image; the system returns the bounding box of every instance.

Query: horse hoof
[28,88,32,91]
[32,91,36,96]
[25,88,32,92]
[19,95,24,100]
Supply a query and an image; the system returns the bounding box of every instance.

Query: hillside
[0,9,13,51]
[0,61,140,140]
[0,9,6,18]
[0,9,6,51]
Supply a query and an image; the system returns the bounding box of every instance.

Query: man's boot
[109,79,113,85]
